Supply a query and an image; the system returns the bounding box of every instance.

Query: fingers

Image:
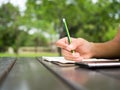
[55,37,92,61]
[61,49,83,61]
[56,37,79,51]
[55,37,68,49]
[66,38,85,51]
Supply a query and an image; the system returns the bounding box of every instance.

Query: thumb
[66,38,84,51]
[66,43,77,51]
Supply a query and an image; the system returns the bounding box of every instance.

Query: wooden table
[0,57,120,90]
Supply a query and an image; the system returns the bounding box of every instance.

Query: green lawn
[0,52,59,57]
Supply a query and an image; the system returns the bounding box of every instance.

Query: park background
[0,0,120,57]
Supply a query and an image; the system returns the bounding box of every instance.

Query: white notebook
[41,56,75,66]
[41,56,120,68]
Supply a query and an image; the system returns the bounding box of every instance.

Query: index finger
[55,37,69,49]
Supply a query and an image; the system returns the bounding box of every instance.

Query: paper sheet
[42,56,75,64]
[42,56,119,64]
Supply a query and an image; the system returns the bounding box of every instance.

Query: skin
[55,29,120,61]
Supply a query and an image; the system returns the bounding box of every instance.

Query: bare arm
[91,30,120,58]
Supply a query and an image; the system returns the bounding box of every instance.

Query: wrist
[89,42,96,58]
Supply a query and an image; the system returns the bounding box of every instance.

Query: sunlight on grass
[0,52,59,57]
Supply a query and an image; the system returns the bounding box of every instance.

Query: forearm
[91,40,120,58]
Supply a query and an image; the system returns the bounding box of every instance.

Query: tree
[0,3,20,52]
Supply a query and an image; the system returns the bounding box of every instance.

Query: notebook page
[42,56,119,64]
[42,56,75,64]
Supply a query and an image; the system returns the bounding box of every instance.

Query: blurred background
[0,0,120,57]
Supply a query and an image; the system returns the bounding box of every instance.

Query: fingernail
[68,45,73,49]
[66,46,71,51]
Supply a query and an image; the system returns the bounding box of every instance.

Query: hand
[55,37,93,61]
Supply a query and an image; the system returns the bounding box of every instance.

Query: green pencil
[62,18,74,53]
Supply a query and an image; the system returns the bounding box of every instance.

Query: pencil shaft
[63,18,74,53]
[63,18,71,44]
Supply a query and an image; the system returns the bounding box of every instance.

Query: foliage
[24,0,120,42]
[0,0,120,53]
[0,3,20,52]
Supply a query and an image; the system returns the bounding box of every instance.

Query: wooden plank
[0,57,16,83]
[0,58,73,90]
[38,57,120,90]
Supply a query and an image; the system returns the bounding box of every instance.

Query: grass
[0,52,59,57]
